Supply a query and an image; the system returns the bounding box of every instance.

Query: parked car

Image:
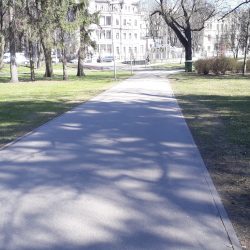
[97,56,114,63]
[52,55,59,64]
[70,58,78,64]
[3,53,29,65]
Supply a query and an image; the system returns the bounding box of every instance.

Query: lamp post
[109,1,117,80]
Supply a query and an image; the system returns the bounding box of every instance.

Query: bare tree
[219,0,250,20]
[151,0,218,72]
[241,8,250,75]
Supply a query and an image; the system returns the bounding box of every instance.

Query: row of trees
[151,0,250,72]
[0,0,98,82]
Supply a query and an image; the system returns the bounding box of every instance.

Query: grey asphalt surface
[0,70,241,250]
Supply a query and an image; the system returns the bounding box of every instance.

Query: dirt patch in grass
[170,73,250,249]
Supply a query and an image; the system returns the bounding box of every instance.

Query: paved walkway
[0,71,241,250]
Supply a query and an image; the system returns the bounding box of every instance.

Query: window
[107,44,112,53]
[134,47,137,54]
[106,16,111,25]
[123,19,126,25]
[208,46,210,51]
[140,45,143,53]
[116,33,119,39]
[116,47,120,55]
[129,33,132,39]
[100,44,106,52]
[106,30,111,39]
[123,33,126,39]
[100,16,105,26]
[100,31,105,39]
[134,33,137,39]
[124,47,126,54]
[116,19,119,25]
[208,35,211,41]
[134,19,137,26]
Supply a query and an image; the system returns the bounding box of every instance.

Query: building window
[208,35,211,41]
[100,16,105,26]
[106,16,111,25]
[123,19,126,25]
[208,46,210,51]
[116,33,119,39]
[134,19,137,26]
[107,44,112,53]
[129,33,132,39]
[140,45,143,53]
[106,30,111,39]
[124,47,126,53]
[116,19,119,25]
[134,33,137,39]
[100,44,106,52]
[100,31,105,39]
[123,33,126,39]
[116,47,120,55]
[134,47,137,54]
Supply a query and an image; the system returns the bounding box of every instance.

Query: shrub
[235,61,244,73]
[211,57,237,75]
[194,59,211,75]
[235,60,250,73]
[247,60,250,71]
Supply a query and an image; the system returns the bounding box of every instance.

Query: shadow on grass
[174,94,250,147]
[169,72,250,82]
[0,100,79,145]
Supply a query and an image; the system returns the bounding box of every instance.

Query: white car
[3,53,29,65]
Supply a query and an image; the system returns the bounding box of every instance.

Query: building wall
[90,0,149,61]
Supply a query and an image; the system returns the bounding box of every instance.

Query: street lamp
[109,0,124,80]
[108,1,116,80]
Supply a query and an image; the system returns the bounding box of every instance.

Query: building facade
[89,0,151,62]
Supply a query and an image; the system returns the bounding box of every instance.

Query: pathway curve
[0,70,241,250]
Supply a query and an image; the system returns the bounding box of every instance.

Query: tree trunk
[0,34,5,69]
[36,42,42,69]
[62,48,68,80]
[28,40,35,81]
[77,27,86,77]
[77,54,85,77]
[243,11,249,76]
[41,39,53,77]
[9,0,18,83]
[185,44,193,72]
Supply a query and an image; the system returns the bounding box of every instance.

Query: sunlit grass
[0,65,130,146]
[170,72,250,146]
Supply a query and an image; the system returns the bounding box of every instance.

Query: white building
[200,13,245,59]
[89,0,152,62]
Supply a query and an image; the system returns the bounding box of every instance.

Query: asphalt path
[0,70,241,250]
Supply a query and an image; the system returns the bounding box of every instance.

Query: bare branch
[219,0,250,20]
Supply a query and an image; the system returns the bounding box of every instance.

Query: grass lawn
[150,62,185,70]
[0,64,130,146]
[170,73,250,248]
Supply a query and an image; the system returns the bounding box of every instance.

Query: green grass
[170,73,250,146]
[151,62,185,70]
[0,64,130,146]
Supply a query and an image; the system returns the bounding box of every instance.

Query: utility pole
[109,1,117,80]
